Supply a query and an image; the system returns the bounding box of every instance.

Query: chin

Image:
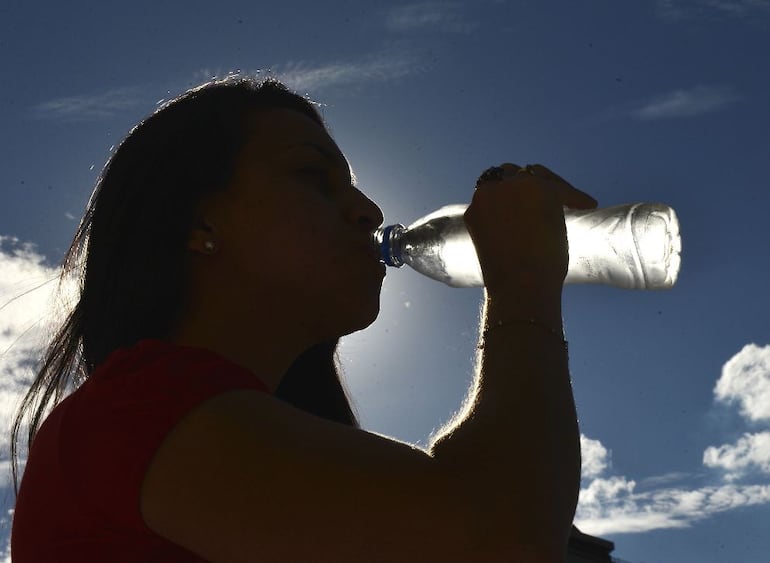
[338,298,381,336]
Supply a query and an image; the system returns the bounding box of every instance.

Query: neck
[167,301,312,394]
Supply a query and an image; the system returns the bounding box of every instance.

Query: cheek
[248,217,345,287]
[226,195,358,292]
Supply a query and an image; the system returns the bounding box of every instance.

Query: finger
[529,164,598,210]
[475,165,506,189]
[475,163,524,190]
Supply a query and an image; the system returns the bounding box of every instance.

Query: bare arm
[430,290,580,557]
[430,163,590,556]
[141,163,595,562]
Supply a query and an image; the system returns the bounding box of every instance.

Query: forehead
[242,108,342,160]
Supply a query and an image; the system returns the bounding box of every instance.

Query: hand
[464,163,598,295]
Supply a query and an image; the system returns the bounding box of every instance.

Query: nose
[348,189,384,232]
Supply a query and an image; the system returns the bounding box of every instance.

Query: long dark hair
[11,77,359,493]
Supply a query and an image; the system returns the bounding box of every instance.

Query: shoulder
[91,339,269,396]
[60,340,270,533]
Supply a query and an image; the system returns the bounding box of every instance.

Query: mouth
[358,242,387,278]
[363,237,385,263]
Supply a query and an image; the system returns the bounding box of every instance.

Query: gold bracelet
[478,318,568,349]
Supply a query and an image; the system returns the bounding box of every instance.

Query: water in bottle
[375,202,681,290]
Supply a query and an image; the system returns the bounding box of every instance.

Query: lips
[361,237,384,263]
[356,241,386,279]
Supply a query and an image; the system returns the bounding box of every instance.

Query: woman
[11,77,596,562]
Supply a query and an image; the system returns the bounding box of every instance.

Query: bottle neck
[375,224,406,267]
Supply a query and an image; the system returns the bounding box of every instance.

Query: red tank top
[11,339,269,562]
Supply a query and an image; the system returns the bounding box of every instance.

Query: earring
[203,240,217,253]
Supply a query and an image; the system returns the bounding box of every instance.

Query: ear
[188,191,231,254]
[187,218,220,255]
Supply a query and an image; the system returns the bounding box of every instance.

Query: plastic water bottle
[375,202,681,290]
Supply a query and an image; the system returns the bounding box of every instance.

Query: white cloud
[657,0,770,20]
[577,478,770,535]
[0,238,77,555]
[274,55,418,93]
[713,343,770,422]
[34,86,143,121]
[576,431,770,536]
[581,434,611,479]
[0,237,72,460]
[632,85,740,120]
[712,0,770,13]
[704,431,770,480]
[385,2,478,33]
[638,471,694,488]
[197,53,419,95]
[575,344,770,535]
[704,344,770,481]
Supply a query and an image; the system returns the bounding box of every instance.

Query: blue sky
[1,1,770,561]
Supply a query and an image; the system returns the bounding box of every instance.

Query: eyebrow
[287,142,357,187]
[289,142,335,158]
